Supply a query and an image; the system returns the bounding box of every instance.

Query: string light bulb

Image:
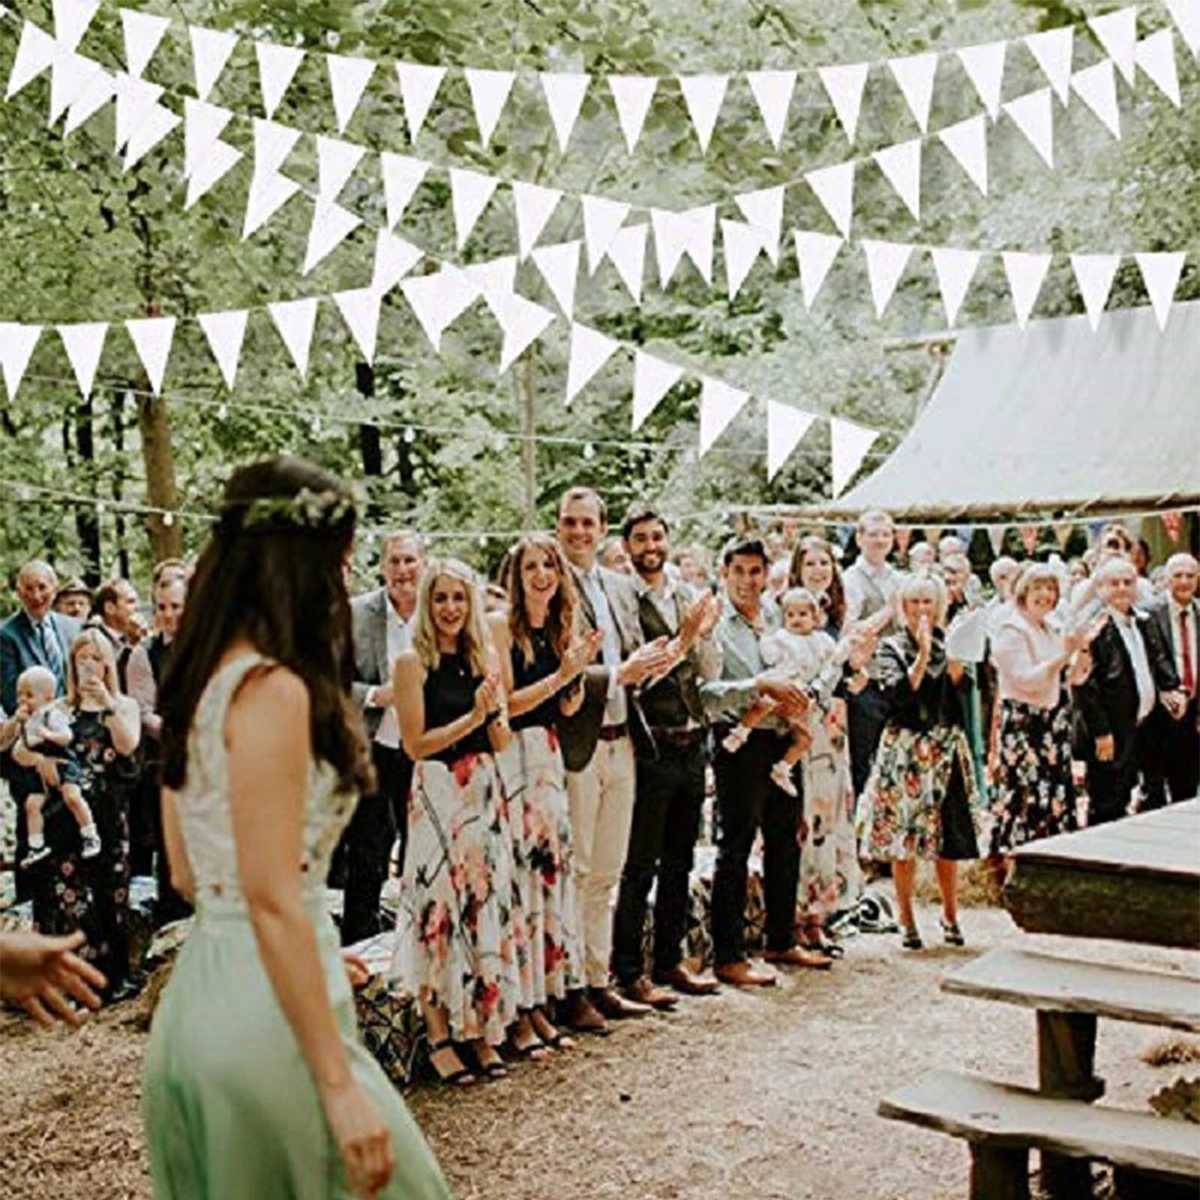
[162,511,174,527]
[310,414,322,435]
[582,442,596,460]
[216,402,229,421]
[403,425,416,444]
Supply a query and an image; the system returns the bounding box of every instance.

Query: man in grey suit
[337,530,424,945]
[555,488,673,1032]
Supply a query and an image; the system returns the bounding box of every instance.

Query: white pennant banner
[464,68,515,149]
[254,41,304,118]
[465,256,517,307]
[1072,59,1120,138]
[1089,7,1138,85]
[449,168,500,250]
[326,54,375,134]
[889,51,938,133]
[873,137,922,220]
[6,22,55,100]
[53,0,100,52]
[767,400,816,480]
[243,170,300,238]
[372,230,422,292]
[581,194,630,272]
[532,240,581,316]
[1164,0,1200,57]
[1135,30,1181,106]
[316,134,367,202]
[1003,87,1054,168]
[1002,251,1052,328]
[651,205,716,287]
[861,240,914,317]
[186,138,240,209]
[123,103,181,170]
[607,75,657,153]
[938,114,989,195]
[252,117,302,175]
[607,224,648,304]
[540,72,589,152]
[332,287,381,362]
[1069,253,1119,329]
[565,323,620,405]
[183,99,234,177]
[678,73,728,153]
[491,294,556,373]
[794,230,843,311]
[698,376,749,457]
[1024,27,1074,103]
[806,161,855,238]
[1135,251,1185,329]
[120,8,170,79]
[956,40,1007,120]
[49,49,97,127]
[632,351,683,431]
[189,25,239,102]
[512,181,562,260]
[830,417,878,496]
[198,309,247,389]
[113,75,163,150]
[63,57,114,133]
[58,322,107,399]
[722,220,764,300]
[734,186,784,263]
[125,316,175,395]
[380,152,429,230]
[930,246,980,326]
[268,296,319,378]
[0,323,41,400]
[396,62,445,142]
[818,62,869,144]
[303,201,362,274]
[745,69,795,149]
[400,267,480,351]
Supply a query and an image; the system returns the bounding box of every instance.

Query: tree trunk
[74,395,102,584]
[112,389,130,580]
[138,391,182,563]
[514,351,538,528]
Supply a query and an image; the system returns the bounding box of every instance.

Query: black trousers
[1085,721,1148,826]
[611,732,707,985]
[848,683,889,800]
[337,743,412,946]
[1141,700,1200,808]
[710,729,801,967]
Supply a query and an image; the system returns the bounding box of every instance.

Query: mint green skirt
[142,900,449,1200]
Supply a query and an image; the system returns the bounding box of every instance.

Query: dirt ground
[3,903,1197,1200]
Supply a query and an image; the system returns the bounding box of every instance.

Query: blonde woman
[392,559,521,1085]
[858,573,981,950]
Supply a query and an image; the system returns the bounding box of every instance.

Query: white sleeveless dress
[141,652,449,1199]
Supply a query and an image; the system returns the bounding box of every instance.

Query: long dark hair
[505,534,578,666]
[160,456,373,796]
[788,535,846,632]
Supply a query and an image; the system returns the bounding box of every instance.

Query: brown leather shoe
[653,964,720,996]
[763,945,834,970]
[589,985,652,1019]
[714,960,777,987]
[562,990,609,1035]
[622,976,678,1010]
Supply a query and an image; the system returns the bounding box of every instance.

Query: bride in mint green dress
[142,457,449,1200]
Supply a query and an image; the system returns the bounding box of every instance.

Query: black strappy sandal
[901,926,924,951]
[466,1044,509,1080]
[940,918,965,947]
[426,1038,475,1088]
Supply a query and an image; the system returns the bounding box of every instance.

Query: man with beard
[610,503,721,1006]
[338,530,424,944]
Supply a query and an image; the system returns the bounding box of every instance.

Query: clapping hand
[679,592,719,649]
[618,637,674,687]
[915,615,933,655]
[562,631,604,682]
[472,674,502,724]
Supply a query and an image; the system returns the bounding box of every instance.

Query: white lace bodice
[175,652,357,909]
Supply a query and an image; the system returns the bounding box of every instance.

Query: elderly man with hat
[53,578,92,622]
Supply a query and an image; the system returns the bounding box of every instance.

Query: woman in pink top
[988,564,1093,860]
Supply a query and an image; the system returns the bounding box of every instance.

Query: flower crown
[221,487,356,535]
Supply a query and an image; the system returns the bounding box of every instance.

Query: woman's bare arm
[161,787,196,902]
[394,651,488,761]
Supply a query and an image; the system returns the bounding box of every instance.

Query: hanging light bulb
[162,511,175,527]
[95,500,107,515]
[216,402,229,421]
[310,414,322,435]
[582,442,596,460]
[492,432,508,453]
[403,425,416,444]
[477,534,488,548]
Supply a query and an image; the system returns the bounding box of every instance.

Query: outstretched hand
[0,930,107,1027]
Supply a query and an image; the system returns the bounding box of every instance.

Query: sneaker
[770,760,798,797]
[81,832,102,859]
[721,725,750,754]
[20,845,51,869]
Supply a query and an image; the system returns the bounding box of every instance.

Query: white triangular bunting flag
[698,377,749,457]
[889,51,938,133]
[400,267,480,351]
[1072,59,1120,138]
[873,138,922,220]
[268,296,319,378]
[449,168,500,250]
[303,201,362,274]
[767,400,816,480]
[830,417,878,496]
[467,256,518,307]
[1069,253,1119,329]
[112,74,163,149]
[861,240,914,317]
[316,134,366,202]
[1135,252,1186,329]
[6,22,55,100]
[395,62,445,142]
[252,117,302,175]
[53,0,100,52]
[64,60,115,133]
[722,220,764,300]
[817,62,868,144]
[242,170,300,238]
[189,25,239,102]
[120,8,169,77]
[794,230,843,310]
[607,224,648,304]
[371,230,422,292]
[124,316,175,395]
[1089,7,1138,85]
[493,295,556,374]
[745,69,796,149]
[1002,251,1052,328]
[987,525,1008,556]
[512,181,562,260]
[464,68,515,149]
[1003,88,1054,168]
[678,205,717,285]
[254,41,304,118]
[678,74,728,153]
[186,139,241,208]
[326,53,375,134]
[49,49,96,127]
[380,152,429,230]
[1024,27,1074,103]
[734,186,784,263]
[183,99,234,177]
[632,351,683,431]
[607,75,657,153]
[581,194,630,272]
[956,41,1006,120]
[198,309,247,389]
[531,240,581,316]
[938,114,989,195]
[564,323,619,405]
[806,161,855,238]
[333,287,381,362]
[1165,0,1200,57]
[0,323,42,400]
[540,72,589,151]
[1135,30,1181,106]
[930,246,980,326]
[123,103,181,169]
[58,322,107,399]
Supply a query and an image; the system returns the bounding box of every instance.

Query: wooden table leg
[1037,1010,1103,1198]
[970,1143,1031,1200]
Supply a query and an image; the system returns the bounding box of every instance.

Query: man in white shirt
[337,530,424,945]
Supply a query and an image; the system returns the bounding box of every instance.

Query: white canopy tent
[824,301,1200,519]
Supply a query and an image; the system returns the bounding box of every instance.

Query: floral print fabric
[798,710,861,918]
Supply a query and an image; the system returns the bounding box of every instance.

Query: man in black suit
[1143,553,1199,806]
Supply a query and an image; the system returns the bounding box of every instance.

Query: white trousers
[566,736,636,988]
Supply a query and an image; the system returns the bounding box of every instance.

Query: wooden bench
[879,1069,1200,1200]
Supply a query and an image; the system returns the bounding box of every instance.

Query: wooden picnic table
[1005,800,1200,952]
